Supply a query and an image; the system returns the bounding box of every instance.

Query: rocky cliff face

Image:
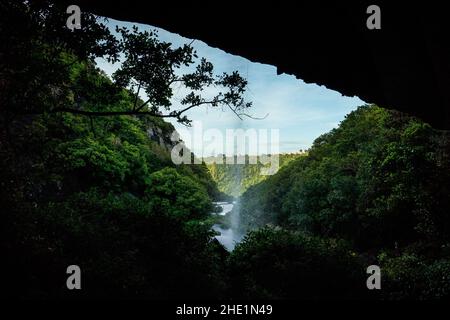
[146,124,177,152]
[138,115,181,154]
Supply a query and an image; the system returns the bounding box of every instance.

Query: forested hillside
[1,44,228,299]
[237,105,450,299]
[0,0,235,298]
[206,153,303,196]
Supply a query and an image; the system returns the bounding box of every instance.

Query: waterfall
[230,199,240,232]
[211,165,245,251]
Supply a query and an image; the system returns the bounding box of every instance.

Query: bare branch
[22,97,230,122]
[175,97,227,116]
[133,82,141,110]
[226,104,243,120]
[238,112,269,120]
[135,98,153,112]
[226,103,267,121]
[46,108,169,117]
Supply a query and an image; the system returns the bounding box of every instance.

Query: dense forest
[1,1,449,300]
[0,0,234,298]
[206,153,303,196]
[238,105,450,299]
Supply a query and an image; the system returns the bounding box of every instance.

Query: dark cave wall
[63,0,449,129]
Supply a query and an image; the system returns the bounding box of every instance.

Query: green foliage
[0,0,118,117]
[240,105,450,248]
[206,153,303,197]
[0,58,225,298]
[228,227,366,299]
[146,168,212,221]
[238,105,450,299]
[2,189,227,298]
[1,1,226,298]
[379,250,450,300]
[110,25,252,125]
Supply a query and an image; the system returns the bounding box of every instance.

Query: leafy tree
[240,105,450,249]
[206,153,302,197]
[238,105,450,299]
[1,0,230,299]
[1,0,252,125]
[228,227,367,299]
[0,0,119,117]
[108,26,253,125]
[146,167,212,221]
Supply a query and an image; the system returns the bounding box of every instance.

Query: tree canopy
[1,0,252,125]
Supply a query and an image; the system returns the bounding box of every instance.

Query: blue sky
[96,18,366,155]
